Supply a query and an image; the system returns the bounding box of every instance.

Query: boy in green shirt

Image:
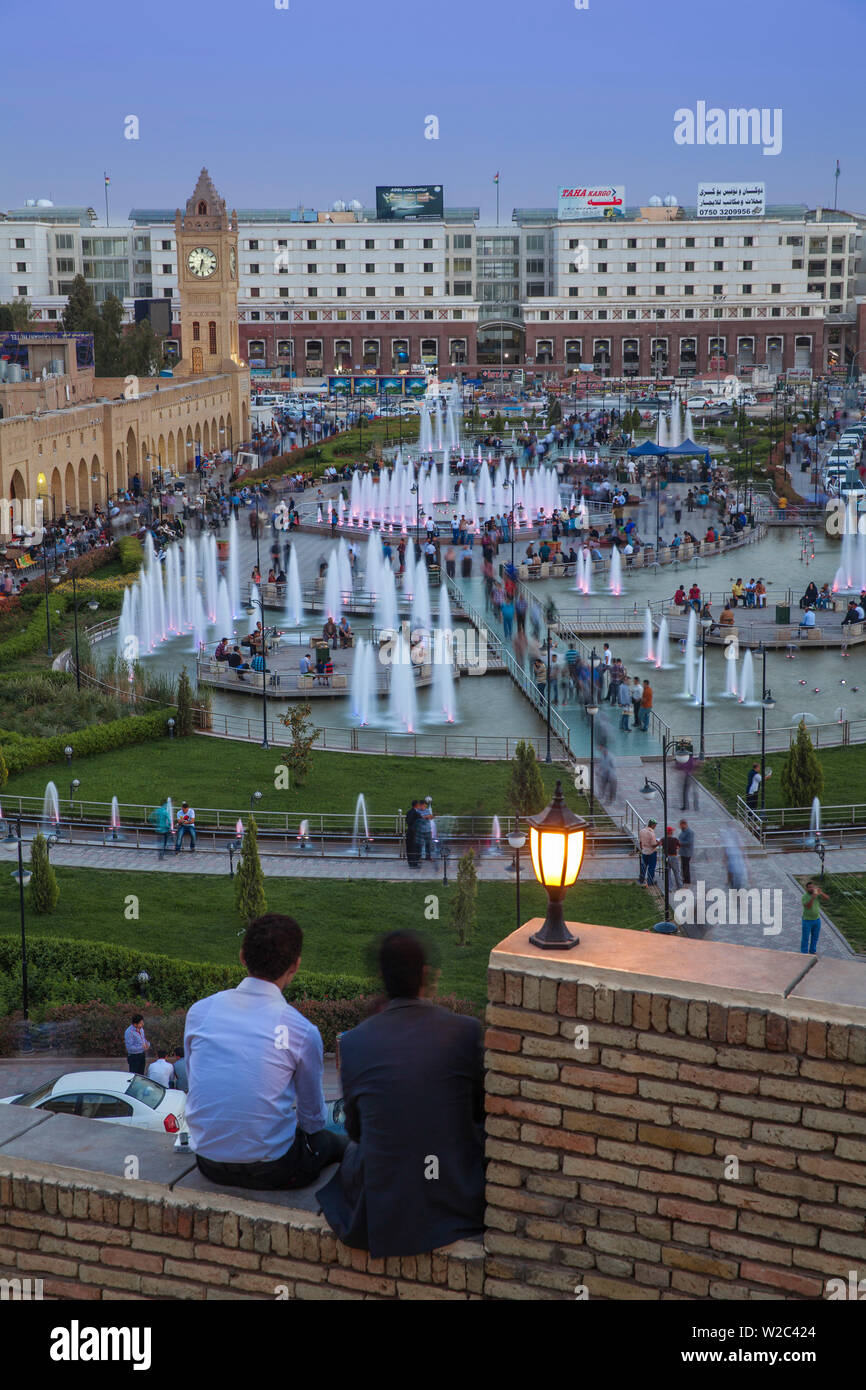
[800,880,829,954]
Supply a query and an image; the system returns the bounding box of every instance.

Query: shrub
[175,667,194,737]
[118,536,143,574]
[279,702,320,785]
[0,745,6,789]
[780,719,825,808]
[234,818,267,925]
[450,850,478,946]
[507,740,547,816]
[28,833,59,914]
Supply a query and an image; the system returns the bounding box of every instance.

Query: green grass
[699,745,866,817]
[795,874,866,955]
[0,868,652,1009]
[3,740,576,820]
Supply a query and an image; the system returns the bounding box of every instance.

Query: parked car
[0,1071,187,1135]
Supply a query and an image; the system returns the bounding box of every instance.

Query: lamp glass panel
[564,828,586,886]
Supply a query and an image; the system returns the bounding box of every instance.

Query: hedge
[0,935,375,1013]
[0,706,177,774]
[0,576,131,662]
[118,536,143,574]
[0,992,477,1057]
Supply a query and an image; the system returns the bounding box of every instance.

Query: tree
[95,293,125,377]
[780,720,825,809]
[121,318,164,378]
[278,702,320,785]
[29,833,59,914]
[547,394,562,425]
[449,851,478,946]
[175,667,194,736]
[0,298,32,330]
[0,746,7,790]
[507,740,547,817]
[235,818,267,925]
[61,275,99,336]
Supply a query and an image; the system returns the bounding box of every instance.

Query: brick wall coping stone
[490,920,866,1025]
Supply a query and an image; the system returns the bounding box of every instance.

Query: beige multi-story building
[0,172,249,517]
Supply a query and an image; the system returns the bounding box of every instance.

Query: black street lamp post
[14,817,30,1043]
[545,628,552,763]
[640,739,692,928]
[757,642,776,813]
[507,825,526,931]
[586,646,599,815]
[698,616,712,758]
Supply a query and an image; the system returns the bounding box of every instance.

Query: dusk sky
[3,0,864,221]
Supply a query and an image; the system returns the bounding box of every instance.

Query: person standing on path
[405,800,422,868]
[679,754,700,811]
[745,763,762,811]
[678,819,694,885]
[640,678,653,732]
[124,1013,150,1075]
[638,819,659,886]
[148,797,172,859]
[618,676,633,732]
[800,881,829,954]
[664,825,682,889]
[630,677,643,728]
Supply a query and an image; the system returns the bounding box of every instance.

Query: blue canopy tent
[667,438,712,463]
[627,440,665,457]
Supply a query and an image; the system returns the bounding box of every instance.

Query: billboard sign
[404,376,428,397]
[353,377,379,396]
[557,186,625,219]
[376,185,444,220]
[328,376,351,395]
[379,376,404,395]
[697,182,765,218]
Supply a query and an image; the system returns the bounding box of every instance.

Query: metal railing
[735,794,866,848]
[444,573,574,757]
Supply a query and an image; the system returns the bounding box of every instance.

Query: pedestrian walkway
[597,752,857,961]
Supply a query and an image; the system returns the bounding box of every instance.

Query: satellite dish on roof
[36,199,54,208]
[648,195,663,207]
[663,194,679,207]
[349,199,363,211]
[25,198,36,207]
[332,200,347,212]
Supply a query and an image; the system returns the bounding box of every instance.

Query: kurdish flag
[493,172,499,184]
[104,173,110,186]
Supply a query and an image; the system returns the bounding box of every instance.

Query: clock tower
[175,169,241,375]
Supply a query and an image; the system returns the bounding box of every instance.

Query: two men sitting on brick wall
[318,931,486,1258]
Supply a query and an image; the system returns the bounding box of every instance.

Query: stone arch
[50,467,63,516]
[211,416,218,451]
[113,450,123,497]
[8,468,25,500]
[226,413,233,451]
[202,420,210,452]
[166,432,176,472]
[78,459,90,512]
[157,434,166,470]
[125,427,138,488]
[64,462,76,512]
[241,399,249,442]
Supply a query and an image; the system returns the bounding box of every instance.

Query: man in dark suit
[317,931,484,1258]
[405,799,422,867]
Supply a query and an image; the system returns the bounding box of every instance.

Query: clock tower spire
[174,168,240,376]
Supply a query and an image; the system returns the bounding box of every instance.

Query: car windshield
[12,1078,59,1107]
[126,1076,165,1109]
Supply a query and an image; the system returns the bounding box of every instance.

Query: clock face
[187,246,217,278]
[229,248,236,279]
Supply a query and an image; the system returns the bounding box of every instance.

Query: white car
[0,1071,187,1135]
[686,396,714,410]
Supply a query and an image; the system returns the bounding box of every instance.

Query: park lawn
[796,874,866,955]
[0,868,652,1009]
[699,745,866,816]
[3,740,577,821]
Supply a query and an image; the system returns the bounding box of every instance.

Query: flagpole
[104,173,110,227]
[496,176,500,227]
[834,160,839,212]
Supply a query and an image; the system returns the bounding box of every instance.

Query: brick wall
[0,1164,483,1300]
[484,921,866,1300]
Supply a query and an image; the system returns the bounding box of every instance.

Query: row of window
[533,305,818,322]
[190,321,219,354]
[243,308,465,323]
[246,237,438,251]
[247,262,438,275]
[245,337,466,357]
[532,335,812,364]
[565,234,845,252]
[248,286,441,299]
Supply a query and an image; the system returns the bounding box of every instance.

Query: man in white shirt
[175,801,196,853]
[147,1050,174,1088]
[184,914,347,1190]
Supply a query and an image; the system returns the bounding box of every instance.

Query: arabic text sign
[558,186,625,219]
[697,182,765,218]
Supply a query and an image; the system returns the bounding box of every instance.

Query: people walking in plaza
[124,1014,151,1075]
[800,880,829,954]
[639,820,659,885]
[678,818,694,885]
[175,801,196,853]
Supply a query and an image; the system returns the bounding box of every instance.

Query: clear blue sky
[2,0,863,221]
